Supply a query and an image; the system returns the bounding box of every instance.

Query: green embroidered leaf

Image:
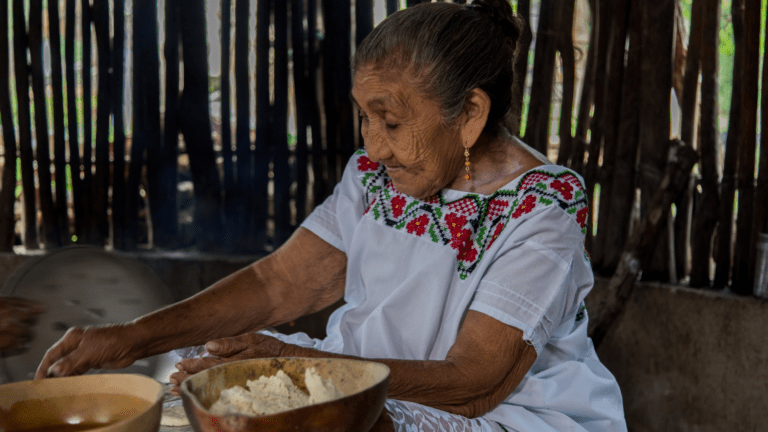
[535,182,547,191]
[434,207,443,219]
[355,148,365,155]
[381,189,391,200]
[370,185,381,193]
[575,190,583,199]
[567,207,577,214]
[361,173,374,186]
[459,273,468,280]
[539,197,553,205]
[428,224,440,243]
[476,226,488,246]
[404,200,420,214]
[395,220,407,230]
[372,205,381,219]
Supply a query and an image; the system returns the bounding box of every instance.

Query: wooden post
[524,0,557,155]
[292,0,309,223]
[29,0,59,248]
[555,0,576,167]
[637,0,675,281]
[234,0,251,251]
[733,0,761,293]
[0,0,17,251]
[308,0,327,208]
[252,0,272,251]
[179,0,224,251]
[592,0,630,270]
[273,0,291,245]
[112,0,128,249]
[93,0,112,246]
[689,0,721,288]
[81,0,95,244]
[386,0,399,15]
[676,0,705,282]
[755,0,768,238]
[356,0,373,46]
[602,0,644,271]
[511,0,531,137]
[48,0,70,245]
[65,0,84,244]
[714,0,744,289]
[221,0,235,251]
[571,0,598,173]
[12,0,37,249]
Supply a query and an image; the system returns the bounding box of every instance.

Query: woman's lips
[385,165,404,172]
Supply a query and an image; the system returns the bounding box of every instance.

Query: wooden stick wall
[0,0,765,295]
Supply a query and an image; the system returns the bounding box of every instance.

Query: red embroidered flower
[450,228,472,250]
[457,240,478,263]
[357,156,379,172]
[390,195,407,217]
[406,214,430,236]
[487,223,505,249]
[512,195,537,219]
[551,179,573,200]
[576,206,589,229]
[444,213,468,234]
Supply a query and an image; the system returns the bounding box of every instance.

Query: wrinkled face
[351,66,466,199]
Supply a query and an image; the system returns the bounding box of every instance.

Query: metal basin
[0,374,165,431]
[180,357,390,432]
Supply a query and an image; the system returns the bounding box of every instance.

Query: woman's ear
[461,88,491,149]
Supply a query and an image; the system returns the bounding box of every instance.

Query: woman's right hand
[34,325,140,380]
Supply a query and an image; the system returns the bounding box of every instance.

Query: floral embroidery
[550,179,574,200]
[355,151,589,280]
[406,214,429,236]
[357,155,379,172]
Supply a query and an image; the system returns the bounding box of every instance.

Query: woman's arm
[36,227,347,379]
[172,310,537,418]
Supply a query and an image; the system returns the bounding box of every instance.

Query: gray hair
[353,0,523,136]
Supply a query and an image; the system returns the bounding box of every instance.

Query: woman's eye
[385,123,398,130]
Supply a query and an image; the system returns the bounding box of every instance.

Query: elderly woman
[37,1,627,430]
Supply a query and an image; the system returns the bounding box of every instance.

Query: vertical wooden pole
[49,0,70,245]
[732,0,761,293]
[593,0,630,270]
[273,0,291,245]
[292,0,309,223]
[714,0,744,289]
[755,1,768,237]
[308,0,327,207]
[637,0,675,281]
[356,0,373,46]
[555,0,576,167]
[0,0,17,251]
[29,0,60,247]
[676,0,705,281]
[386,0,398,15]
[93,0,112,246]
[179,0,224,251]
[571,0,597,173]
[252,0,272,250]
[13,0,37,249]
[65,0,84,244]
[512,0,531,137]
[221,0,235,250]
[602,0,644,271]
[689,0,722,288]
[81,0,95,243]
[234,0,251,250]
[112,0,128,249]
[524,0,557,155]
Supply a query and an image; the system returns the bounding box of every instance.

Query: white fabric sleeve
[300,154,368,253]
[469,204,588,354]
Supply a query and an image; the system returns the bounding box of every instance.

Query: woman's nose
[363,130,392,163]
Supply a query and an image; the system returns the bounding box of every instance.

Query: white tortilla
[160,405,190,427]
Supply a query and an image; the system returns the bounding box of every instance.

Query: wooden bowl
[0,374,165,431]
[180,357,390,432]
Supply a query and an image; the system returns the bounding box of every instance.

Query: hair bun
[469,0,523,47]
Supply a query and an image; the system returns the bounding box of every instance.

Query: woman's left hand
[168,333,293,395]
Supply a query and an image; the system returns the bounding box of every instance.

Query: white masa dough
[209,367,344,416]
[161,405,190,427]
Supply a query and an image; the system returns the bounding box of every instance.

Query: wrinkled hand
[169,333,292,396]
[35,325,139,380]
[0,297,45,352]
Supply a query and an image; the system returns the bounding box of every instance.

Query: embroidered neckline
[354,150,589,280]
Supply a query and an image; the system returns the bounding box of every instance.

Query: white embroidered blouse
[271,150,628,431]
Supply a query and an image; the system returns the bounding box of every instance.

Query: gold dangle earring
[464,147,471,181]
